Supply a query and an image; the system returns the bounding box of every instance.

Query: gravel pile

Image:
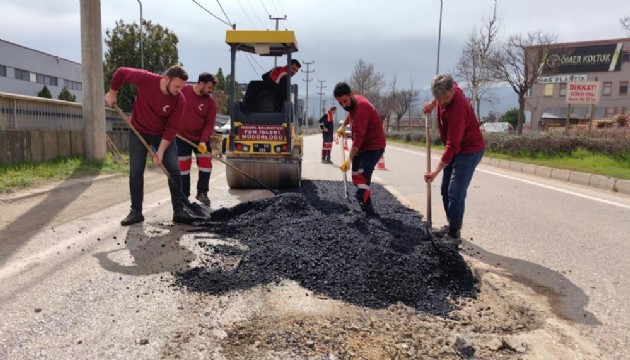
[174,180,478,315]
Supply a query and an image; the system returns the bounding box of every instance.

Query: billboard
[541,43,623,75]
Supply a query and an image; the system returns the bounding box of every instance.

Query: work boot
[196,192,211,206]
[321,158,328,164]
[120,210,144,226]
[173,208,195,225]
[360,202,378,217]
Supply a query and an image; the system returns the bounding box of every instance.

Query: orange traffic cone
[376,155,386,170]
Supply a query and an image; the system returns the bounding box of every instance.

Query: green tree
[37,85,52,99]
[103,19,181,112]
[57,86,76,102]
[500,108,519,128]
[213,67,243,115]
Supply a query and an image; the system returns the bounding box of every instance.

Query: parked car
[345,125,352,139]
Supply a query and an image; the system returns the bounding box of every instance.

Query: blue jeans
[128,132,185,213]
[351,149,385,205]
[440,150,484,231]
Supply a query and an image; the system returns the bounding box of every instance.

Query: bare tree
[348,59,385,104]
[491,31,557,135]
[454,0,500,119]
[621,16,630,35]
[390,78,419,131]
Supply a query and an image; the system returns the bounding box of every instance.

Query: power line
[191,0,231,27]
[235,0,258,28]
[215,0,232,26]
[246,0,268,29]
[270,0,281,17]
[244,53,261,77]
[247,53,266,72]
[259,0,271,17]
[301,61,315,128]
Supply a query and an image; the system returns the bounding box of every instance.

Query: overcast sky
[1,0,628,113]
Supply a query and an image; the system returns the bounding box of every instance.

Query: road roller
[224,29,303,189]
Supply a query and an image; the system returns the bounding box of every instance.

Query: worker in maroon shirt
[422,74,485,245]
[104,65,194,226]
[261,59,301,112]
[334,82,386,216]
[176,72,218,207]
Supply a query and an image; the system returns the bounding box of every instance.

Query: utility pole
[269,15,287,67]
[80,0,106,160]
[137,0,143,69]
[301,61,314,129]
[317,79,326,117]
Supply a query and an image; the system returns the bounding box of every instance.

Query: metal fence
[0,92,128,132]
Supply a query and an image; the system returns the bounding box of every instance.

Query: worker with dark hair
[422,73,485,246]
[176,72,218,207]
[262,59,301,111]
[318,106,337,164]
[104,65,196,225]
[334,82,386,216]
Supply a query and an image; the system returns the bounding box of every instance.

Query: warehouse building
[0,38,83,102]
[525,37,630,130]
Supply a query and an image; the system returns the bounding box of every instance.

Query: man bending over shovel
[334,82,386,216]
[104,65,197,226]
[176,72,218,207]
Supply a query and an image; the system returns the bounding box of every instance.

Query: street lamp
[137,0,144,69]
[436,0,443,75]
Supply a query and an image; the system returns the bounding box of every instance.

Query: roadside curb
[423,146,630,196]
[0,174,125,203]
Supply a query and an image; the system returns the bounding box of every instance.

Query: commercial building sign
[566,81,601,105]
[537,74,587,84]
[541,43,623,74]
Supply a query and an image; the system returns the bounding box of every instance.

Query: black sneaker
[326,159,334,164]
[432,225,450,237]
[321,159,328,164]
[195,192,211,206]
[173,209,195,224]
[120,210,144,226]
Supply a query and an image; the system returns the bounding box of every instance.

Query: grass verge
[0,153,130,194]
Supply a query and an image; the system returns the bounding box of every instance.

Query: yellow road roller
[224,29,303,189]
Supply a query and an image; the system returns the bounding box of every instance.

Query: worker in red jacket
[318,106,337,164]
[422,74,485,245]
[104,65,194,226]
[261,59,301,111]
[176,72,218,207]
[334,82,386,216]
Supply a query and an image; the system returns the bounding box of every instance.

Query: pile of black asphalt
[173,180,478,315]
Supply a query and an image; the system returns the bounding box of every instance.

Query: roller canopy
[225,30,298,56]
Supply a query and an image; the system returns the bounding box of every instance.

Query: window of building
[0,65,6,77]
[623,52,630,63]
[544,84,554,97]
[525,87,532,98]
[603,82,612,96]
[14,68,30,81]
[620,81,628,96]
[64,79,82,91]
[559,83,567,97]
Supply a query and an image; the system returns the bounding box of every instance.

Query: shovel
[113,105,211,221]
[175,134,279,196]
[424,114,436,246]
[339,136,350,201]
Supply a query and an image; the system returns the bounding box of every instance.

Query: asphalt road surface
[0,134,628,359]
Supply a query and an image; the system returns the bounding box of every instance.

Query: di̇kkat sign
[566,81,601,105]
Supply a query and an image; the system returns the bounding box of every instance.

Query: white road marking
[392,146,630,211]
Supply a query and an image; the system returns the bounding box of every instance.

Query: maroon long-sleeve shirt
[110,67,186,141]
[437,84,485,164]
[348,95,386,152]
[178,85,217,143]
